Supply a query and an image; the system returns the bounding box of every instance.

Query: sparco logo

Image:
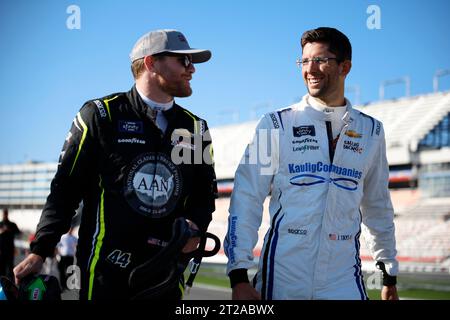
[375,121,381,136]
[288,228,307,235]
[93,100,107,118]
[124,153,182,218]
[269,113,280,129]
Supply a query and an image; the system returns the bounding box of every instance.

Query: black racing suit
[30,86,217,300]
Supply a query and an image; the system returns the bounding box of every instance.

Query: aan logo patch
[124,153,182,218]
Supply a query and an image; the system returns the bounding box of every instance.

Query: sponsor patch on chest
[343,140,363,154]
[293,125,316,137]
[124,153,182,218]
[344,130,362,138]
[118,120,144,134]
[117,138,146,144]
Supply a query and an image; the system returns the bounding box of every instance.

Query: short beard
[157,77,192,98]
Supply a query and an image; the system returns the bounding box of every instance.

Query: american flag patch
[147,237,168,247]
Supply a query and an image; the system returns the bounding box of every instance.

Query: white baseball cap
[129,29,211,63]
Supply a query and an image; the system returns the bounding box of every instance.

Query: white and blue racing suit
[224,95,398,300]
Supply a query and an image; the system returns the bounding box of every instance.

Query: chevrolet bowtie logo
[344,130,362,138]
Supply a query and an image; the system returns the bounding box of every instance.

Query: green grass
[191,274,230,288]
[367,289,450,300]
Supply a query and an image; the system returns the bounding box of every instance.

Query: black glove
[376,261,397,286]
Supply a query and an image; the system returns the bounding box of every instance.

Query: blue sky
[1,0,449,163]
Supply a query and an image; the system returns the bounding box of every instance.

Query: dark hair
[301,27,352,62]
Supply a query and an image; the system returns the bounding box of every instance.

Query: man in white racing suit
[224,27,398,300]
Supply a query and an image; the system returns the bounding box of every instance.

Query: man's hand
[182,219,200,253]
[232,282,261,300]
[381,285,399,300]
[13,253,44,285]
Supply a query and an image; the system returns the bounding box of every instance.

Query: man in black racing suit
[13,29,217,300]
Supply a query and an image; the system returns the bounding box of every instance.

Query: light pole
[379,76,410,100]
[433,69,450,93]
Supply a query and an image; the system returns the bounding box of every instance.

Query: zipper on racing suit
[325,121,339,163]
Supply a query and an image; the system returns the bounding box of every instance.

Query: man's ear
[340,60,352,77]
[143,55,156,73]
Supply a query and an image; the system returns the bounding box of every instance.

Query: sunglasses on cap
[153,53,193,68]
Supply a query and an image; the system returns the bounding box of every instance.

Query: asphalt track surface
[60,283,231,300]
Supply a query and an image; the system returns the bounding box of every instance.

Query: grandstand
[0,161,57,239]
[357,92,450,273]
[0,161,56,209]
